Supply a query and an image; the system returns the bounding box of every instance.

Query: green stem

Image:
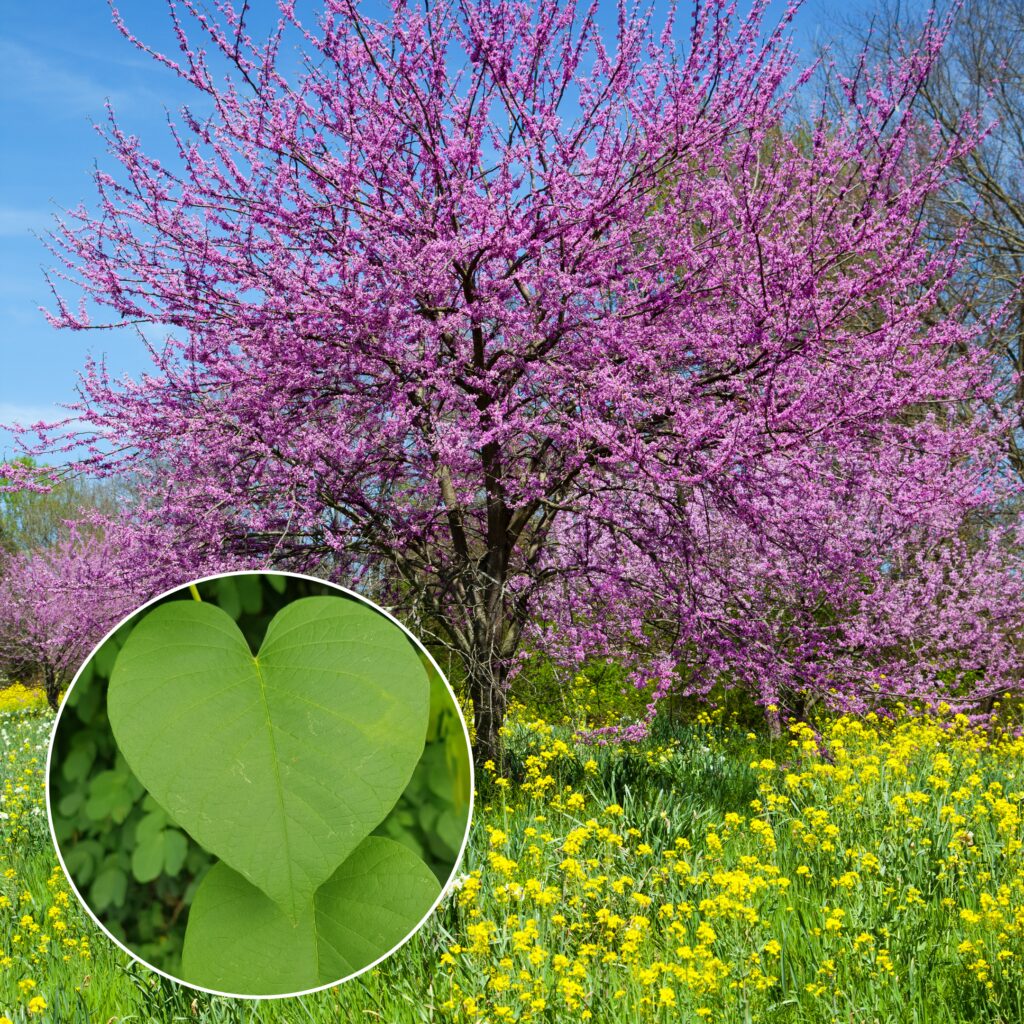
[188,584,203,602]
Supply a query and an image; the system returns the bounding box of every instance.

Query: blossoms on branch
[4,0,1020,750]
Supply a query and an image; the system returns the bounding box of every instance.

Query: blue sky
[0,0,852,457]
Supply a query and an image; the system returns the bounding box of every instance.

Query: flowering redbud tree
[536,462,1022,739]
[21,0,1019,757]
[0,532,139,708]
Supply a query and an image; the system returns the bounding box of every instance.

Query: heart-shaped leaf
[107,597,429,918]
[180,836,441,995]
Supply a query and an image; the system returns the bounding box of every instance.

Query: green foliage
[182,838,440,994]
[108,596,429,919]
[375,669,472,881]
[49,573,471,989]
[10,698,1024,1022]
[0,457,125,556]
[512,655,650,726]
[52,629,214,971]
[653,680,778,735]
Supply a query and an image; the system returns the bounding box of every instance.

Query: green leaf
[108,597,429,918]
[417,803,440,833]
[134,809,168,845]
[61,737,97,784]
[64,840,101,885]
[76,659,95,691]
[132,832,166,883]
[435,807,466,857]
[214,577,242,619]
[57,791,84,818]
[69,671,103,721]
[131,826,191,882]
[84,769,134,822]
[93,634,123,678]
[235,573,264,614]
[164,829,189,876]
[427,747,457,801]
[181,837,440,995]
[90,865,128,911]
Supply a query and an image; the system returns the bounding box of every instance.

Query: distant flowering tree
[537,473,1023,738]
[0,532,137,708]
[15,0,1020,756]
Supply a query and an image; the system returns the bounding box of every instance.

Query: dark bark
[468,658,509,769]
[44,665,60,711]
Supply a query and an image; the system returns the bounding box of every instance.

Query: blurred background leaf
[373,663,472,880]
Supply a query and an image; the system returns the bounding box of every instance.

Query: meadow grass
[0,695,1021,1022]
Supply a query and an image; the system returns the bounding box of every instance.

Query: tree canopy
[6,0,1020,757]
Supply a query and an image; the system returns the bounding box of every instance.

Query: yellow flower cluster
[440,705,1024,1021]
[0,692,1021,1022]
[0,687,48,715]
[0,714,94,1013]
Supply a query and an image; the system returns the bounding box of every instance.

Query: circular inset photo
[46,572,473,998]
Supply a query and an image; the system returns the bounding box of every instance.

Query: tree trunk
[468,659,509,769]
[44,665,60,711]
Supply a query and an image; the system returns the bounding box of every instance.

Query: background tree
[0,532,137,707]
[10,0,1017,760]
[0,461,137,698]
[832,0,1024,476]
[0,457,125,558]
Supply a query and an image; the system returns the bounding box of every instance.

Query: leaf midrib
[252,652,297,919]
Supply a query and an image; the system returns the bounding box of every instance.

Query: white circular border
[44,569,476,1000]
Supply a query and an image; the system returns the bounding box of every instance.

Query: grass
[0,697,1022,1022]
